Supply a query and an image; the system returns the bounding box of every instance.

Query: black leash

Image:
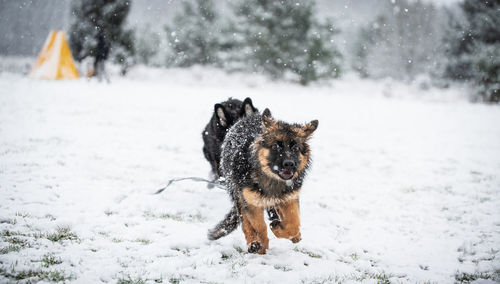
[154,176,281,223]
[153,176,226,194]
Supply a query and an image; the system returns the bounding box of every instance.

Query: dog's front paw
[270,221,286,239]
[248,241,262,254]
[290,233,301,243]
[270,220,282,230]
[267,208,280,222]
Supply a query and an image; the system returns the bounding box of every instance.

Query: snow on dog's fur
[208,108,318,254]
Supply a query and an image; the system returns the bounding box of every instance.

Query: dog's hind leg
[206,160,219,189]
[270,198,301,243]
[211,160,220,180]
[241,204,269,254]
[207,205,240,240]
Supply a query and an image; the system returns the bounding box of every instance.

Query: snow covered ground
[0,66,499,283]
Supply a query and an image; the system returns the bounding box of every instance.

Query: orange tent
[30,30,79,80]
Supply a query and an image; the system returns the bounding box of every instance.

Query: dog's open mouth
[279,170,294,180]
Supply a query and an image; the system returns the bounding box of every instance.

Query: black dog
[202,97,257,180]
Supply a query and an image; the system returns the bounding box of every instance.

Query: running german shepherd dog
[208,108,318,254]
[202,97,257,179]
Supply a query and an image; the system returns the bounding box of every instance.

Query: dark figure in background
[202,97,257,180]
[95,30,110,82]
[69,0,133,80]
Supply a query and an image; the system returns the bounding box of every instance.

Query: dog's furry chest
[241,187,300,208]
[240,172,301,208]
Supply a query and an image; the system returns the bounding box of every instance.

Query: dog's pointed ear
[262,108,272,118]
[303,120,318,137]
[262,108,275,129]
[214,103,229,127]
[241,97,257,117]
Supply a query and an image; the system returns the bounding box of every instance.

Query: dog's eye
[272,141,283,150]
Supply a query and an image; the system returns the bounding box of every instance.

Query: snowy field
[0,67,499,283]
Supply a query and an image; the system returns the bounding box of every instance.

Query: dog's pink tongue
[281,170,293,179]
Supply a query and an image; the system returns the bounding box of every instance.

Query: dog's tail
[207,204,241,240]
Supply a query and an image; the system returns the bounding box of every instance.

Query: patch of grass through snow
[14,212,31,218]
[171,246,192,256]
[0,266,72,282]
[98,231,110,237]
[112,237,123,243]
[293,247,322,259]
[134,238,151,245]
[0,218,16,225]
[300,275,342,283]
[45,226,78,242]
[221,253,232,260]
[233,245,245,254]
[455,271,498,283]
[221,246,247,262]
[301,271,396,283]
[1,227,77,254]
[0,244,22,254]
[0,230,30,254]
[116,274,195,284]
[4,236,28,246]
[116,275,147,284]
[41,253,63,267]
[350,253,359,261]
[274,264,292,271]
[104,210,116,216]
[1,229,22,237]
[44,214,56,221]
[351,272,393,283]
[143,210,206,222]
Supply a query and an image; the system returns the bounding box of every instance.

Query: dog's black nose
[283,159,295,169]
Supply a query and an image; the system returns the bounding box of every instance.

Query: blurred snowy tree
[232,0,342,85]
[135,24,161,66]
[69,0,134,77]
[352,0,444,81]
[443,0,500,102]
[351,26,373,78]
[165,0,222,67]
[111,28,135,75]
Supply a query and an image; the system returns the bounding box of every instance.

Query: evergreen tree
[232,0,341,85]
[165,0,221,67]
[135,25,161,66]
[111,28,135,75]
[69,0,134,77]
[443,0,500,102]
[352,0,444,81]
[351,25,374,78]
